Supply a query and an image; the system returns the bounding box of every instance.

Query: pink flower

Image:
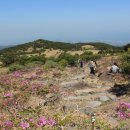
[124,102,130,109]
[3,93,13,98]
[127,113,130,117]
[118,112,126,119]
[13,71,22,77]
[38,117,47,126]
[116,102,130,120]
[4,121,13,127]
[22,80,29,85]
[47,119,56,126]
[29,118,34,122]
[20,122,30,129]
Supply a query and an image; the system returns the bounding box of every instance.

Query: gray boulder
[86,101,102,108]
[60,80,85,88]
[98,95,110,102]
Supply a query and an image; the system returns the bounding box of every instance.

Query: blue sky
[0,0,130,45]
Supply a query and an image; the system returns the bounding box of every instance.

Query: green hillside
[0,39,78,55]
[0,39,122,55]
[124,43,130,51]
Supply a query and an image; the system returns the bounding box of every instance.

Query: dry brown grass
[26,47,33,52]
[43,49,63,58]
[67,50,83,55]
[24,49,99,58]
[0,67,8,74]
[88,49,100,54]
[68,50,99,55]
[81,45,95,49]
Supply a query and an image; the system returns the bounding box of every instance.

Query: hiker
[78,59,83,68]
[110,62,120,73]
[80,60,83,68]
[88,60,96,75]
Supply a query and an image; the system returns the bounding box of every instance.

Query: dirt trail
[57,56,130,129]
[15,56,129,129]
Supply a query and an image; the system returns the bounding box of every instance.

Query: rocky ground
[57,61,129,129]
[28,56,130,129]
[0,56,130,129]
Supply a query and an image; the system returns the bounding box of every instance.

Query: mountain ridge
[0,39,123,55]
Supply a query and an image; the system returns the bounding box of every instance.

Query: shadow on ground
[109,83,130,97]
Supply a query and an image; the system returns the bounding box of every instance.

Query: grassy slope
[0,39,122,55]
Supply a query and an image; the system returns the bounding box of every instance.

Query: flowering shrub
[0,67,114,129]
[20,121,30,129]
[0,68,59,129]
[0,116,56,129]
[3,92,13,98]
[116,101,130,120]
[47,119,56,126]
[4,121,13,128]
[38,117,47,126]
[38,116,56,127]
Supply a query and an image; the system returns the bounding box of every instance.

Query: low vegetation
[121,52,130,74]
[0,39,129,129]
[0,39,123,56]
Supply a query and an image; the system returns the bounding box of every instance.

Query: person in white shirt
[110,63,119,73]
[88,60,96,75]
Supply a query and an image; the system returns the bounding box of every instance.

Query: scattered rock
[75,89,95,96]
[64,96,91,101]
[60,80,85,88]
[44,94,60,106]
[72,74,86,80]
[96,85,102,88]
[86,101,102,108]
[66,126,78,130]
[108,94,117,101]
[107,117,119,128]
[46,93,55,98]
[79,108,95,115]
[94,92,108,96]
[98,95,110,102]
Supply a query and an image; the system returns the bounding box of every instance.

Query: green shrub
[9,64,24,71]
[1,53,16,66]
[121,53,130,74]
[47,56,58,62]
[44,60,58,70]
[25,61,44,68]
[18,55,28,65]
[83,51,93,55]
[59,59,68,67]
[124,44,130,51]
[122,53,130,61]
[80,52,101,61]
[28,55,46,64]
[121,62,130,74]
[58,53,78,66]
[92,54,101,60]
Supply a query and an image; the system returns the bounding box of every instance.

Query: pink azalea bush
[0,67,113,129]
[38,117,47,126]
[20,121,30,129]
[13,71,23,77]
[116,101,130,120]
[4,121,13,127]
[47,119,56,126]
[37,116,56,127]
[0,69,58,129]
[3,93,13,98]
